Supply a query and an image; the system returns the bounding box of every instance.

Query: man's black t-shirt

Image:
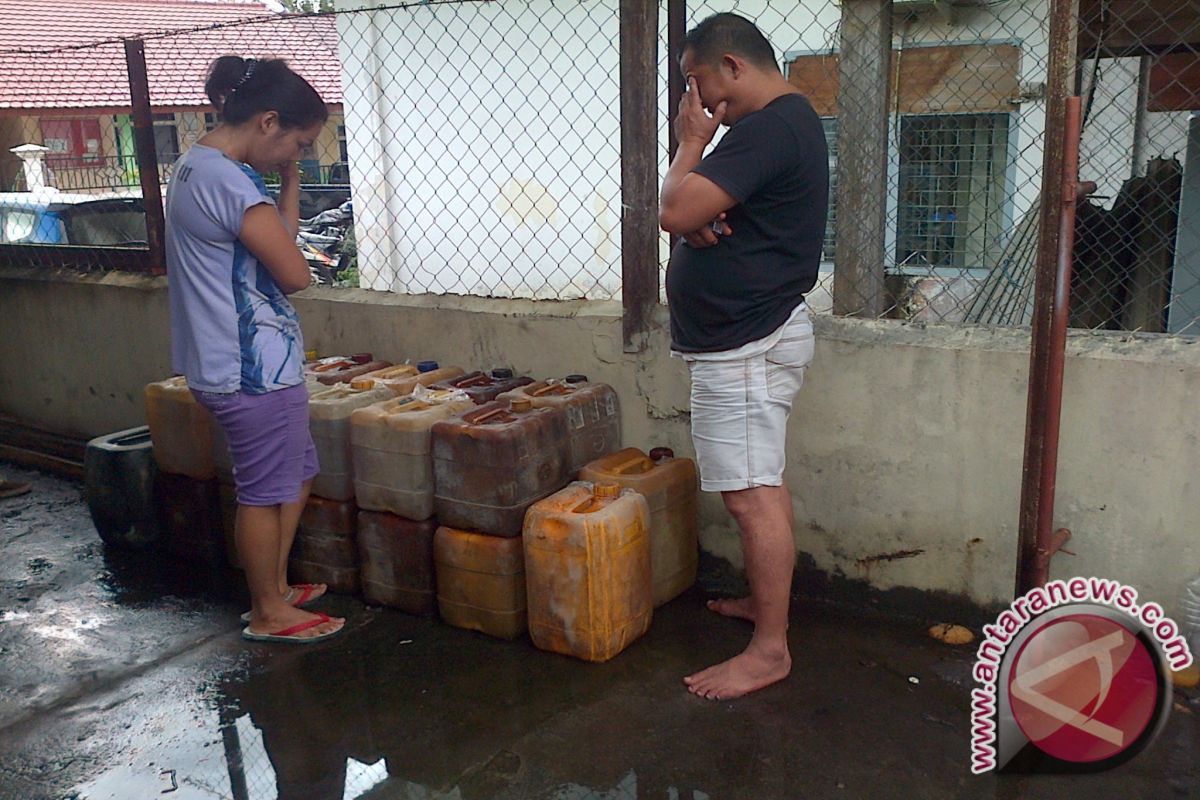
[666,93,829,353]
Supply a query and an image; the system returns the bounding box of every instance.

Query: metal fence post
[620,0,660,352]
[833,0,892,317]
[123,38,167,276]
[1016,0,1080,596]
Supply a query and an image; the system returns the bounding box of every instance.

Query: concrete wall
[3,267,1198,619]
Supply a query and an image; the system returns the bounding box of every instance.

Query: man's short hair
[683,13,779,73]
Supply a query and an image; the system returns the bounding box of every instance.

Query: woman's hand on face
[279,160,300,185]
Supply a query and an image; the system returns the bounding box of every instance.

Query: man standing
[659,13,828,700]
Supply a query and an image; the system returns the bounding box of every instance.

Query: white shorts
[685,312,814,493]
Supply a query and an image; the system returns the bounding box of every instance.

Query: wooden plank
[0,444,83,481]
[833,0,891,317]
[899,44,1021,114]
[1148,52,1200,111]
[124,40,167,277]
[787,54,840,116]
[787,44,1020,116]
[1079,0,1200,55]
[0,415,88,464]
[619,0,659,351]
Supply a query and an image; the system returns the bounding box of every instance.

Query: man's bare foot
[706,596,755,622]
[683,644,791,700]
[247,606,344,640]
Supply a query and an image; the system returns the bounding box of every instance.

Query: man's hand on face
[674,77,728,148]
[682,212,732,248]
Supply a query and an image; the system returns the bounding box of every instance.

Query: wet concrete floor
[0,462,1197,800]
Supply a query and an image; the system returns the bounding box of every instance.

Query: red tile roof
[0,0,342,112]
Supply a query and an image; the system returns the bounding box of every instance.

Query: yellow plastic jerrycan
[144,376,215,479]
[523,481,652,662]
[579,447,698,607]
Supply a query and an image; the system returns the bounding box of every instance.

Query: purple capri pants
[193,383,319,506]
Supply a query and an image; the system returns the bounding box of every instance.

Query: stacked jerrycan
[523,481,653,662]
[305,352,393,386]
[144,376,227,569]
[497,374,621,476]
[292,378,394,594]
[580,447,699,607]
[350,381,473,614]
[359,361,465,396]
[430,391,572,639]
[432,368,533,405]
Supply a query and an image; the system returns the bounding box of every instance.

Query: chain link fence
[1066,0,1200,335]
[0,0,1196,334]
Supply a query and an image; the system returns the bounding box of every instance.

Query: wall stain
[497,179,560,227]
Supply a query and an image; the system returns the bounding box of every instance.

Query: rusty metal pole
[1015,0,1080,596]
[124,38,167,276]
[620,0,659,352]
[1030,96,1084,588]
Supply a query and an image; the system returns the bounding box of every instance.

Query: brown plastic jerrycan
[356,511,438,615]
[433,368,534,405]
[498,375,621,475]
[306,353,393,385]
[290,495,359,594]
[431,397,571,536]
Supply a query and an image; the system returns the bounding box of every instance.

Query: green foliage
[336,224,359,288]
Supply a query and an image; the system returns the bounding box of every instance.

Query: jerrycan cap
[594,482,621,498]
[509,397,533,412]
[564,374,588,384]
[350,353,373,365]
[304,349,319,361]
[350,379,376,390]
[491,368,514,380]
[649,447,674,462]
[417,360,439,373]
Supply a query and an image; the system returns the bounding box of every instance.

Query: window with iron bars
[823,112,1011,274]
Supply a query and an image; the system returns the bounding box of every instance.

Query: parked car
[0,192,147,246]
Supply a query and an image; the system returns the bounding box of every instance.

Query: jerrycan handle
[572,482,622,513]
[612,451,654,475]
[456,373,491,388]
[381,396,430,414]
[466,405,513,425]
[531,382,570,397]
[312,359,353,373]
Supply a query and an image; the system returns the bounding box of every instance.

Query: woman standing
[166,56,342,643]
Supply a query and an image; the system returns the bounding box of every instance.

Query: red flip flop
[239,583,328,623]
[242,612,342,644]
[288,583,325,607]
